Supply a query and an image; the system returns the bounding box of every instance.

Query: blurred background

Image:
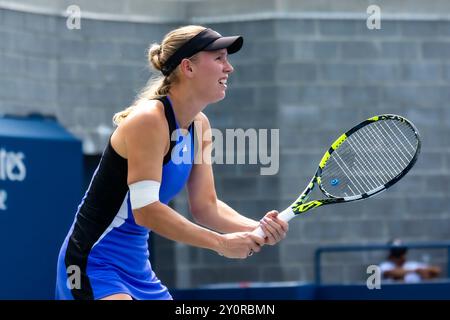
[1,0,449,299]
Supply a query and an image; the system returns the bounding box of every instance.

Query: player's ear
[179,59,194,78]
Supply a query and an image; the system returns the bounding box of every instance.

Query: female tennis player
[55,25,288,300]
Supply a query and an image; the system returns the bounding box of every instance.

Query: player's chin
[210,91,226,104]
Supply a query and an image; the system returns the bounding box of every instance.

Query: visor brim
[204,36,243,54]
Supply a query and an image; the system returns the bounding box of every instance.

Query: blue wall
[0,116,82,299]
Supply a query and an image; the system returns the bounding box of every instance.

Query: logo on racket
[292,200,323,214]
[331,179,340,186]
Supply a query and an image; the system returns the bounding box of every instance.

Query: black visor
[161,28,243,76]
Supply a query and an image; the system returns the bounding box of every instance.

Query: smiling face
[188,49,234,104]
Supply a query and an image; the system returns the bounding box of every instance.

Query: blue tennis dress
[55,96,194,300]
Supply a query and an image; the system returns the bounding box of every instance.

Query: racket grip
[252,207,296,238]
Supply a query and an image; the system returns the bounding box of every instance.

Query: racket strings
[321,119,418,197]
[325,120,417,195]
[329,122,414,193]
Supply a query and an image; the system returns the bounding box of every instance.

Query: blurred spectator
[379,239,441,283]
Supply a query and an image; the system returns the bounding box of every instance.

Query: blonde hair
[113,25,206,125]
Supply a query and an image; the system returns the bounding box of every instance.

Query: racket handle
[252,207,296,238]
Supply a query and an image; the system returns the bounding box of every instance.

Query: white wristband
[129,180,160,210]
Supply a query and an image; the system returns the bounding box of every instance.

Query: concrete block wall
[1,2,449,289]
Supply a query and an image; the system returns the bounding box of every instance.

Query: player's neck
[167,87,205,130]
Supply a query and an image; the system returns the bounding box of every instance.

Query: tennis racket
[254,114,421,238]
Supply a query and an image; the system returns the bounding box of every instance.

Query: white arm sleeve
[129,180,160,210]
